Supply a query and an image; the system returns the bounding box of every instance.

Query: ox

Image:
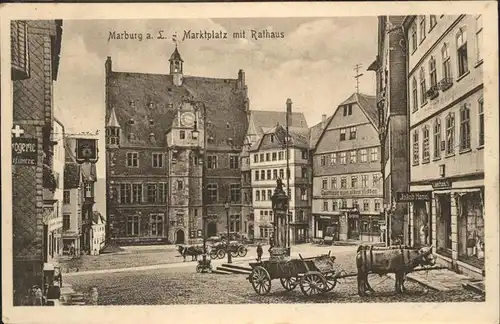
[177,245,204,262]
[356,245,435,297]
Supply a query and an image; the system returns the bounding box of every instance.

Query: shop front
[313,214,337,239]
[455,188,484,270]
[398,191,433,247]
[359,214,383,243]
[429,177,484,279]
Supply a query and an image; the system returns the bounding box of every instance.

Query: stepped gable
[106,71,248,148]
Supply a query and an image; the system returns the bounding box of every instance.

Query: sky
[54,17,378,202]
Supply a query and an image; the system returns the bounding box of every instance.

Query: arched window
[413,129,420,165]
[441,43,451,82]
[456,28,469,77]
[459,104,471,151]
[412,77,418,112]
[433,118,441,159]
[422,126,430,163]
[429,56,437,89]
[411,23,417,52]
[476,15,483,62]
[419,67,427,104]
[445,112,455,155]
[419,16,426,41]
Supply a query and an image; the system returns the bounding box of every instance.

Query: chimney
[286,99,292,114]
[105,56,112,75]
[238,69,245,90]
[321,114,327,129]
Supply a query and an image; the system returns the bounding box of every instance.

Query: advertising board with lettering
[395,191,432,202]
[321,188,378,197]
[12,137,37,166]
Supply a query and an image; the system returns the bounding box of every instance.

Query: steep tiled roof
[339,93,377,130]
[64,163,80,189]
[64,139,76,163]
[252,123,309,151]
[250,110,308,135]
[309,115,332,149]
[92,211,105,225]
[106,68,248,148]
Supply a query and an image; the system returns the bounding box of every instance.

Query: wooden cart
[248,252,338,296]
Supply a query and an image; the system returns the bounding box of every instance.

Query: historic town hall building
[105,46,249,245]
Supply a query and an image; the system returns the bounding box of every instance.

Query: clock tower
[166,100,204,244]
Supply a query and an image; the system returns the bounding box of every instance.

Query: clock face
[181,112,195,127]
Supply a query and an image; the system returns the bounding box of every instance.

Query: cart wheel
[280,277,298,291]
[322,274,338,293]
[196,265,203,273]
[238,246,248,257]
[250,266,271,295]
[217,249,226,259]
[230,251,239,257]
[300,271,327,296]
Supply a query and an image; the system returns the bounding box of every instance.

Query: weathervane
[172,32,179,47]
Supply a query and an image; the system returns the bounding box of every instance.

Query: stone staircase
[213,263,252,275]
[61,292,86,306]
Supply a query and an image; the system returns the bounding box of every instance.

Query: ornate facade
[105,46,249,245]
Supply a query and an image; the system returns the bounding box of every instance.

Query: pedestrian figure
[256,243,263,262]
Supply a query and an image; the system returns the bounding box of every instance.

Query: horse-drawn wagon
[248,252,339,296]
[247,245,440,298]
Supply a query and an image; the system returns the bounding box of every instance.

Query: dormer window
[130,101,135,108]
[148,101,154,109]
[129,118,135,125]
[149,133,156,145]
[106,128,120,146]
[227,137,233,145]
[226,122,230,129]
[128,133,136,141]
[208,136,215,144]
[149,119,154,126]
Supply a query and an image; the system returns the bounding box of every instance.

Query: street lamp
[191,100,210,270]
[225,201,232,264]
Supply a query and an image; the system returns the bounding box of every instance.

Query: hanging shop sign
[395,191,432,202]
[75,138,98,163]
[12,137,37,166]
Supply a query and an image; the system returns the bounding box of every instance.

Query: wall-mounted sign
[12,137,37,166]
[321,188,378,197]
[396,191,432,202]
[197,230,202,238]
[432,179,452,189]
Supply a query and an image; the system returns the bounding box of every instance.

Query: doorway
[436,193,452,254]
[207,222,217,238]
[347,215,360,240]
[175,229,185,244]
